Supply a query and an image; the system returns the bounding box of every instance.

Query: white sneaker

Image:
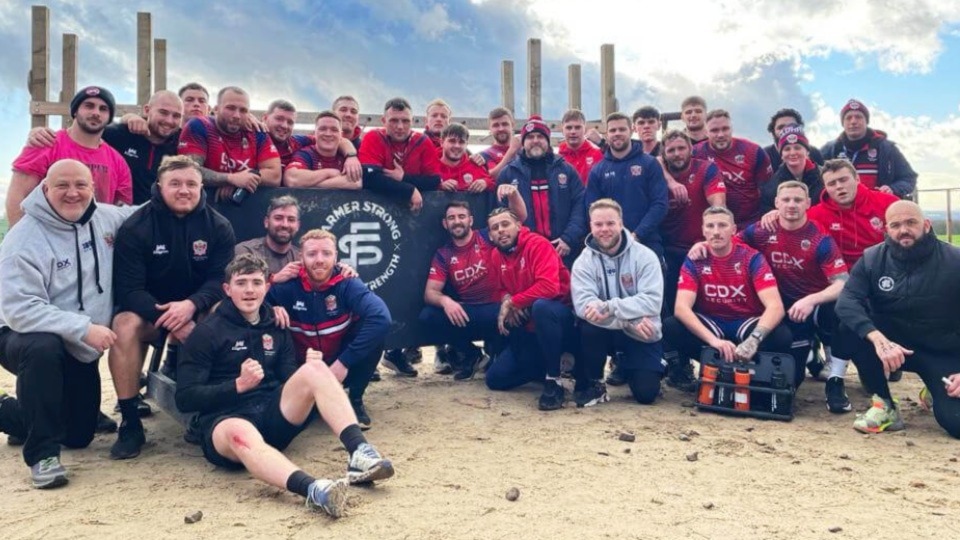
[306,479,347,518]
[347,443,395,485]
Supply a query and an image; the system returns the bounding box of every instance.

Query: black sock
[286,470,315,498]
[339,424,367,455]
[117,398,143,428]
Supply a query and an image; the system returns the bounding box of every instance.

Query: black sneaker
[382,349,418,377]
[110,421,146,460]
[434,345,455,375]
[606,354,627,386]
[454,349,485,381]
[369,369,382,383]
[575,380,610,408]
[351,398,372,431]
[538,379,565,411]
[825,377,853,413]
[404,347,423,365]
[665,357,696,393]
[7,434,24,446]
[96,411,118,433]
[113,394,153,418]
[183,415,201,445]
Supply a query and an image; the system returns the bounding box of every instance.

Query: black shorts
[199,387,311,470]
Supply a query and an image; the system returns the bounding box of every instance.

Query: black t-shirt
[103,123,180,204]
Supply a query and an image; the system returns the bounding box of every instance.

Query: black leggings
[842,326,960,439]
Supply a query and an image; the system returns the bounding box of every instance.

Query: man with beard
[0,160,139,488]
[235,195,303,283]
[693,109,773,226]
[424,99,452,148]
[359,97,441,213]
[759,125,824,213]
[680,96,709,145]
[821,99,917,198]
[267,230,391,430]
[484,208,576,411]
[420,192,527,379]
[557,109,604,185]
[261,99,312,169]
[571,199,665,407]
[109,156,236,460]
[332,96,364,150]
[178,86,281,202]
[472,107,519,181]
[763,108,824,172]
[285,111,362,191]
[663,207,793,384]
[632,106,663,157]
[437,124,493,193]
[837,201,960,437]
[497,115,586,267]
[8,86,133,225]
[585,113,669,258]
[25,90,182,206]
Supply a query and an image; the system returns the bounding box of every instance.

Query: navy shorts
[199,386,311,470]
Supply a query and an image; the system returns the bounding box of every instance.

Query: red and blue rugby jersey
[660,158,726,251]
[692,137,772,225]
[358,129,440,175]
[429,229,499,304]
[287,145,347,172]
[678,243,778,321]
[178,116,279,172]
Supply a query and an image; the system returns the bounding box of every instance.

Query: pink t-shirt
[12,130,133,205]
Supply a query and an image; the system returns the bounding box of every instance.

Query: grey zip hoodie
[571,230,663,342]
[0,184,137,362]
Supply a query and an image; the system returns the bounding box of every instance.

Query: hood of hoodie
[218,295,277,329]
[584,229,635,260]
[298,265,347,292]
[818,182,871,214]
[603,140,644,163]
[21,181,97,231]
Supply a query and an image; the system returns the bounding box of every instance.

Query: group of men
[2,83,959,512]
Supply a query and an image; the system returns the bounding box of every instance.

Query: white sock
[829,357,849,379]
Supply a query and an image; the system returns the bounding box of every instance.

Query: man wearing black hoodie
[109,155,236,460]
[820,99,917,198]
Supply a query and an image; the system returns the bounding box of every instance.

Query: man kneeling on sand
[175,254,394,518]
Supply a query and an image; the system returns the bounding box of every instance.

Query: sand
[1,349,958,540]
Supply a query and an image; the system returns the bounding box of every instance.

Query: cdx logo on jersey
[770,251,803,269]
[704,284,746,298]
[324,201,402,291]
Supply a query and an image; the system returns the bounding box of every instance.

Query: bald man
[836,201,960,437]
[26,90,184,205]
[0,159,139,488]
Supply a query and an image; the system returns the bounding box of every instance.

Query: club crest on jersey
[869,217,883,231]
[103,233,115,248]
[558,173,568,186]
[801,239,811,250]
[620,274,635,289]
[867,149,877,161]
[325,294,338,312]
[192,240,208,258]
[878,276,895,291]
[464,174,473,183]
[734,154,745,164]
[630,165,642,176]
[734,262,742,274]
[586,157,594,165]
[262,334,274,352]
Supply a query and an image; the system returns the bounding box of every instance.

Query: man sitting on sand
[175,254,394,518]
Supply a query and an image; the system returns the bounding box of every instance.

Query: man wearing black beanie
[9,86,132,226]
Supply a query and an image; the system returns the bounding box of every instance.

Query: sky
[1,0,959,214]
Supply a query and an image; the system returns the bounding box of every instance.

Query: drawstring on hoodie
[71,222,104,311]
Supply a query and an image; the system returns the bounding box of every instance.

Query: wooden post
[59,33,78,128]
[154,38,167,91]
[948,190,954,244]
[600,44,616,119]
[501,60,515,113]
[29,5,50,128]
[568,64,582,111]
[527,38,541,117]
[137,12,152,104]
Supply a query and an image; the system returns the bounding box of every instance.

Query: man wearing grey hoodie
[571,199,665,407]
[0,159,137,489]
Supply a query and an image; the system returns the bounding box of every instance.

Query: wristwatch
[749,329,764,341]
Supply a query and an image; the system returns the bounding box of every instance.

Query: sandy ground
[1,348,958,540]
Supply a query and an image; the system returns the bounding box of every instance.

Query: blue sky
[1,0,959,213]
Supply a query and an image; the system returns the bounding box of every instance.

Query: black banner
[215,188,494,349]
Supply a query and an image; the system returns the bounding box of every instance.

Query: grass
[938,234,960,246]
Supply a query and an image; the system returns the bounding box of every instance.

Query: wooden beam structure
[568,64,582,111]
[29,5,50,128]
[500,60,514,113]
[154,38,167,91]
[59,33,77,128]
[600,43,616,119]
[526,38,541,116]
[136,12,152,104]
